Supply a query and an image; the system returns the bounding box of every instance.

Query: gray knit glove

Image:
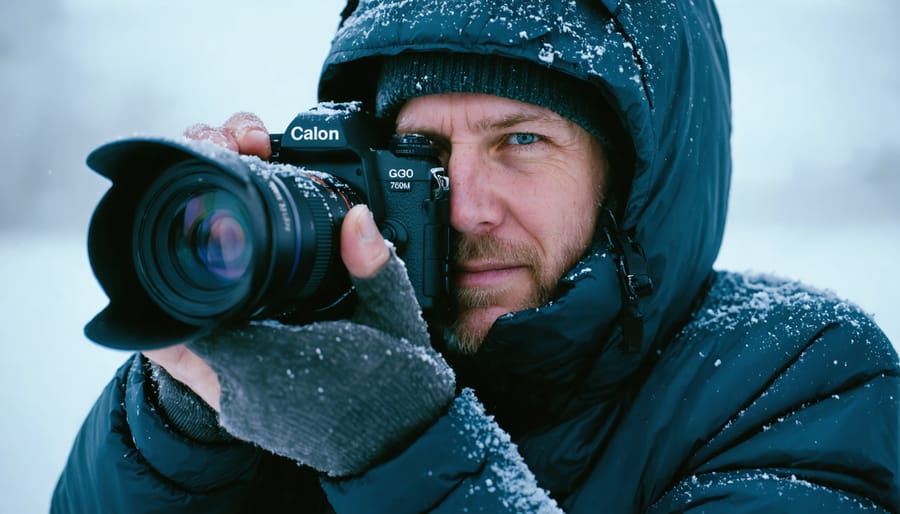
[188,250,456,477]
[144,357,234,443]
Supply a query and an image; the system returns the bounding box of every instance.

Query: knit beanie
[375,52,622,159]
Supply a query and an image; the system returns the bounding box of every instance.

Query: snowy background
[1,1,898,512]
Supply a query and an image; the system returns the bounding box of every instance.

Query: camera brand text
[290,126,341,142]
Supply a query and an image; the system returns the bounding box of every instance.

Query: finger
[340,204,390,279]
[144,345,222,411]
[183,123,239,152]
[341,206,430,345]
[222,112,271,159]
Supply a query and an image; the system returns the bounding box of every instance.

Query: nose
[447,144,502,234]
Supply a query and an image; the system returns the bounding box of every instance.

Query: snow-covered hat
[375,52,619,153]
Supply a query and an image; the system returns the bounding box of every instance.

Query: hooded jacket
[53,0,899,512]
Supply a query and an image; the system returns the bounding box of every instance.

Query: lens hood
[84,138,263,350]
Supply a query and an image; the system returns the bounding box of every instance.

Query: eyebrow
[472,111,565,132]
[396,109,568,136]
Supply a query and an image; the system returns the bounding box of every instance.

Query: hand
[187,205,456,476]
[144,202,397,413]
[144,112,273,411]
[184,111,272,159]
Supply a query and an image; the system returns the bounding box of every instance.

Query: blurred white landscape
[1,1,897,512]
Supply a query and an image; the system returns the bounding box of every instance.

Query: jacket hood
[318,0,732,371]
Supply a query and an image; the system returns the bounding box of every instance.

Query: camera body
[85,102,450,350]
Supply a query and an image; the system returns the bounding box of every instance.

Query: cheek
[496,151,603,248]
[537,175,601,264]
[511,180,597,257]
[531,171,601,229]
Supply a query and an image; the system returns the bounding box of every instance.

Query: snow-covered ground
[1,1,898,513]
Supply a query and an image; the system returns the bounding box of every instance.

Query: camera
[84,102,450,350]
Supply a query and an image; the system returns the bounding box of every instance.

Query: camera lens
[175,191,253,284]
[132,157,355,327]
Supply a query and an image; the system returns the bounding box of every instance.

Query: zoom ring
[297,197,338,297]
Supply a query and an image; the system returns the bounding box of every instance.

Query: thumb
[340,206,431,345]
[340,204,390,279]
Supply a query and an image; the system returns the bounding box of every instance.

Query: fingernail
[358,207,380,243]
[243,128,270,146]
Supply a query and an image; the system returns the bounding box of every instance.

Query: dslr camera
[84,102,450,350]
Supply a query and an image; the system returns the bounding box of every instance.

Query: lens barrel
[133,158,355,327]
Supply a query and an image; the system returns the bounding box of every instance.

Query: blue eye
[507,133,540,145]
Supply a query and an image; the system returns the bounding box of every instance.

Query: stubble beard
[449,234,560,355]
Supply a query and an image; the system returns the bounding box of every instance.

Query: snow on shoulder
[694,271,874,336]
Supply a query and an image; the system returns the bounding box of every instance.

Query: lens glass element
[174,191,253,284]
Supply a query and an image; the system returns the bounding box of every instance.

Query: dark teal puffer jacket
[53,0,900,512]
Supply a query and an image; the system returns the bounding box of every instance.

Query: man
[53,0,899,512]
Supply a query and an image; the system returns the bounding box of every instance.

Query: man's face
[396,93,607,353]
